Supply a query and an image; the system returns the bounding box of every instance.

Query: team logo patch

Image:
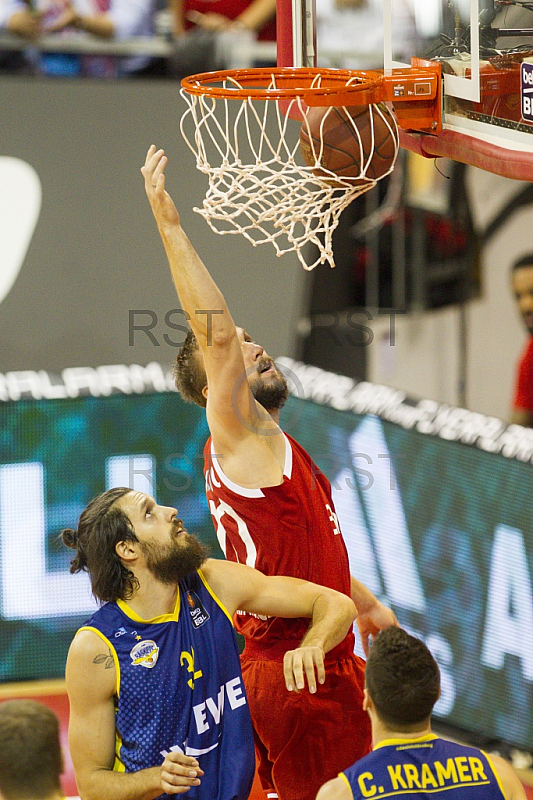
[186,591,210,628]
[130,639,159,668]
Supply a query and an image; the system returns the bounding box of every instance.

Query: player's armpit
[205,358,277,444]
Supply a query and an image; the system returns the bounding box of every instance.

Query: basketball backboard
[278,0,533,180]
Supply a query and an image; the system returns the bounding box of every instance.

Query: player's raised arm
[141,145,275,448]
[66,629,203,800]
[202,559,357,693]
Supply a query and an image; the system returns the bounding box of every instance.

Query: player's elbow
[319,588,356,625]
[73,763,116,800]
[341,594,357,624]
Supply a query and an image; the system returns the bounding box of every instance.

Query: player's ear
[115,539,138,563]
[202,385,208,401]
[362,687,371,713]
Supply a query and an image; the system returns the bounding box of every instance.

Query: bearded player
[142,145,398,800]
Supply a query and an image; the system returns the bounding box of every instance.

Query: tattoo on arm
[93,651,114,669]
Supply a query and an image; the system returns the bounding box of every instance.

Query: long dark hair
[62,487,139,604]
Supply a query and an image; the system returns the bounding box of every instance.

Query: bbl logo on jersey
[186,591,210,628]
[130,639,159,668]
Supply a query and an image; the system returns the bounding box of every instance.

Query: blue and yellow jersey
[341,734,506,799]
[79,569,255,800]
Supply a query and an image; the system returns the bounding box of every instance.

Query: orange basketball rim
[179,62,442,270]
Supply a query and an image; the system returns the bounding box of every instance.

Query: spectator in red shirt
[511,254,533,426]
[169,0,276,41]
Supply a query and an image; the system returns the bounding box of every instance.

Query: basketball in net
[299,102,398,183]
[180,68,400,270]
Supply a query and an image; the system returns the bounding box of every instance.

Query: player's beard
[249,366,289,412]
[141,533,209,585]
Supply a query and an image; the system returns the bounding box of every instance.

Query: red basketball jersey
[203,433,355,660]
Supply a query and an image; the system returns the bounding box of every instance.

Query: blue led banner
[0,364,531,752]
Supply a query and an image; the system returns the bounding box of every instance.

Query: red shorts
[240,653,371,800]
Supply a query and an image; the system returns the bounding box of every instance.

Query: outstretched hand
[283,645,326,694]
[356,602,399,657]
[161,750,205,795]
[141,145,181,230]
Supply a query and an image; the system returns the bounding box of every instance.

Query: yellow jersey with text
[341,734,506,799]
[79,569,255,800]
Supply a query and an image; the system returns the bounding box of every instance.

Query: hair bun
[61,528,78,549]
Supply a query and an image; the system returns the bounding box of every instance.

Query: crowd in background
[0,0,430,78]
[0,0,277,76]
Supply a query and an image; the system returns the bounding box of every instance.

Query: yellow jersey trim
[339,772,354,798]
[77,626,121,698]
[483,751,506,799]
[374,734,439,750]
[198,568,234,626]
[347,782,492,798]
[116,593,180,624]
[114,726,126,773]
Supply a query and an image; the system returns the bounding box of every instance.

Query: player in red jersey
[142,145,398,800]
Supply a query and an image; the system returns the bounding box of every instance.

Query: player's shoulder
[200,557,249,583]
[66,626,117,701]
[68,626,110,661]
[484,752,527,800]
[316,776,353,800]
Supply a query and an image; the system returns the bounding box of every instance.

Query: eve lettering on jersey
[325,503,340,535]
[193,677,247,734]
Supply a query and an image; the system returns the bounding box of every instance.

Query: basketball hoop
[180,67,399,270]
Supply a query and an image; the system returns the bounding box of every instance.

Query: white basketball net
[180,73,399,270]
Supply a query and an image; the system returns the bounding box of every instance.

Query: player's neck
[372,720,433,748]
[125,576,178,619]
